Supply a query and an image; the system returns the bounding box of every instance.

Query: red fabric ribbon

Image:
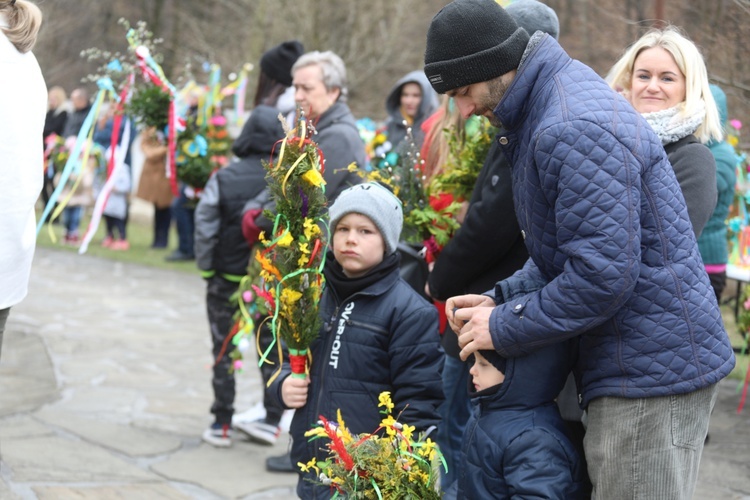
[289,353,307,375]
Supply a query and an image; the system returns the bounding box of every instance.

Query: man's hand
[445,294,495,333]
[282,375,310,408]
[456,306,495,361]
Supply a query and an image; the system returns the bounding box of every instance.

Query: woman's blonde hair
[606,26,722,144]
[1,0,42,53]
[47,85,67,110]
[421,95,465,185]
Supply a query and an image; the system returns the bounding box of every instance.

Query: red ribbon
[289,353,307,375]
[167,100,178,196]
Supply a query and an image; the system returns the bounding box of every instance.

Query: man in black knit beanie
[427,0,735,499]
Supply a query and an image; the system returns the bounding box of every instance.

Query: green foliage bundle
[429,115,496,202]
[255,115,328,357]
[128,86,171,131]
[301,391,443,499]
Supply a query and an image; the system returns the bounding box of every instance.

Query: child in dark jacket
[194,105,286,447]
[270,182,445,499]
[457,343,586,499]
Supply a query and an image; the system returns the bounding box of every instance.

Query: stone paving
[2,247,750,499]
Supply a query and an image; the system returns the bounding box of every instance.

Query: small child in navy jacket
[458,344,586,499]
[270,182,445,499]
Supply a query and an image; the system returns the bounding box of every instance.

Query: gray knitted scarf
[642,102,705,145]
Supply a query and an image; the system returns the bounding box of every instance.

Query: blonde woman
[607,27,723,237]
[0,0,46,356]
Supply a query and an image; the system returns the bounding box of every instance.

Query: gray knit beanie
[506,0,560,41]
[328,183,403,255]
[424,0,530,94]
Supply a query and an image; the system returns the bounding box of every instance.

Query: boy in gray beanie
[428,0,734,498]
[268,182,445,499]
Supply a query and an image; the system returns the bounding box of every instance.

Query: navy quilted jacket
[458,341,586,499]
[489,35,735,407]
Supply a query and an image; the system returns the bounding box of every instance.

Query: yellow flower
[299,242,310,255]
[417,438,438,461]
[346,162,359,173]
[400,423,415,442]
[336,409,353,444]
[378,392,394,413]
[305,427,328,439]
[277,230,294,247]
[380,415,398,437]
[298,457,319,474]
[281,288,303,305]
[301,168,326,187]
[303,218,321,240]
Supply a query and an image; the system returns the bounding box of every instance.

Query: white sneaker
[232,401,266,424]
[234,418,281,446]
[202,424,232,447]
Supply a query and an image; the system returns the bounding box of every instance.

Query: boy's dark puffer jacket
[270,255,444,500]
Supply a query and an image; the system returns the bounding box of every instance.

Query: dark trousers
[708,271,727,305]
[171,189,195,256]
[153,206,171,248]
[104,215,127,239]
[207,275,240,425]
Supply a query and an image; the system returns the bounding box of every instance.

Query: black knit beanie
[260,40,305,87]
[424,0,530,94]
[479,349,507,375]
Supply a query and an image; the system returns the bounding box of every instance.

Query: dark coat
[313,100,365,202]
[43,108,67,141]
[194,105,284,277]
[664,134,717,238]
[459,340,586,499]
[489,34,734,407]
[428,140,529,356]
[270,256,444,500]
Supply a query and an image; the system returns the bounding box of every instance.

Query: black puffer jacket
[271,253,444,499]
[194,105,285,276]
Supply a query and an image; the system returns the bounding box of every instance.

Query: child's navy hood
[231,105,286,158]
[471,340,576,410]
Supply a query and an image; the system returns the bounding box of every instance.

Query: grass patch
[35,208,199,274]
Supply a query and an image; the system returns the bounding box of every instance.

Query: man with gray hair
[290,50,364,202]
[426,0,734,497]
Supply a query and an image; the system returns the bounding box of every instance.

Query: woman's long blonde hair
[606,26,722,144]
[1,0,42,54]
[422,96,466,185]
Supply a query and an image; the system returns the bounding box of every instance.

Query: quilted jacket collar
[493,35,570,132]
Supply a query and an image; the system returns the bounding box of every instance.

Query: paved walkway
[2,247,750,499]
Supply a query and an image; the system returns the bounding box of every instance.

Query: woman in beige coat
[137,127,173,248]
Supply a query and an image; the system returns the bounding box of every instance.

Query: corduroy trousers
[584,383,718,499]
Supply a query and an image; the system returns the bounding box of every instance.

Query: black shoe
[165,250,195,262]
[266,452,295,473]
